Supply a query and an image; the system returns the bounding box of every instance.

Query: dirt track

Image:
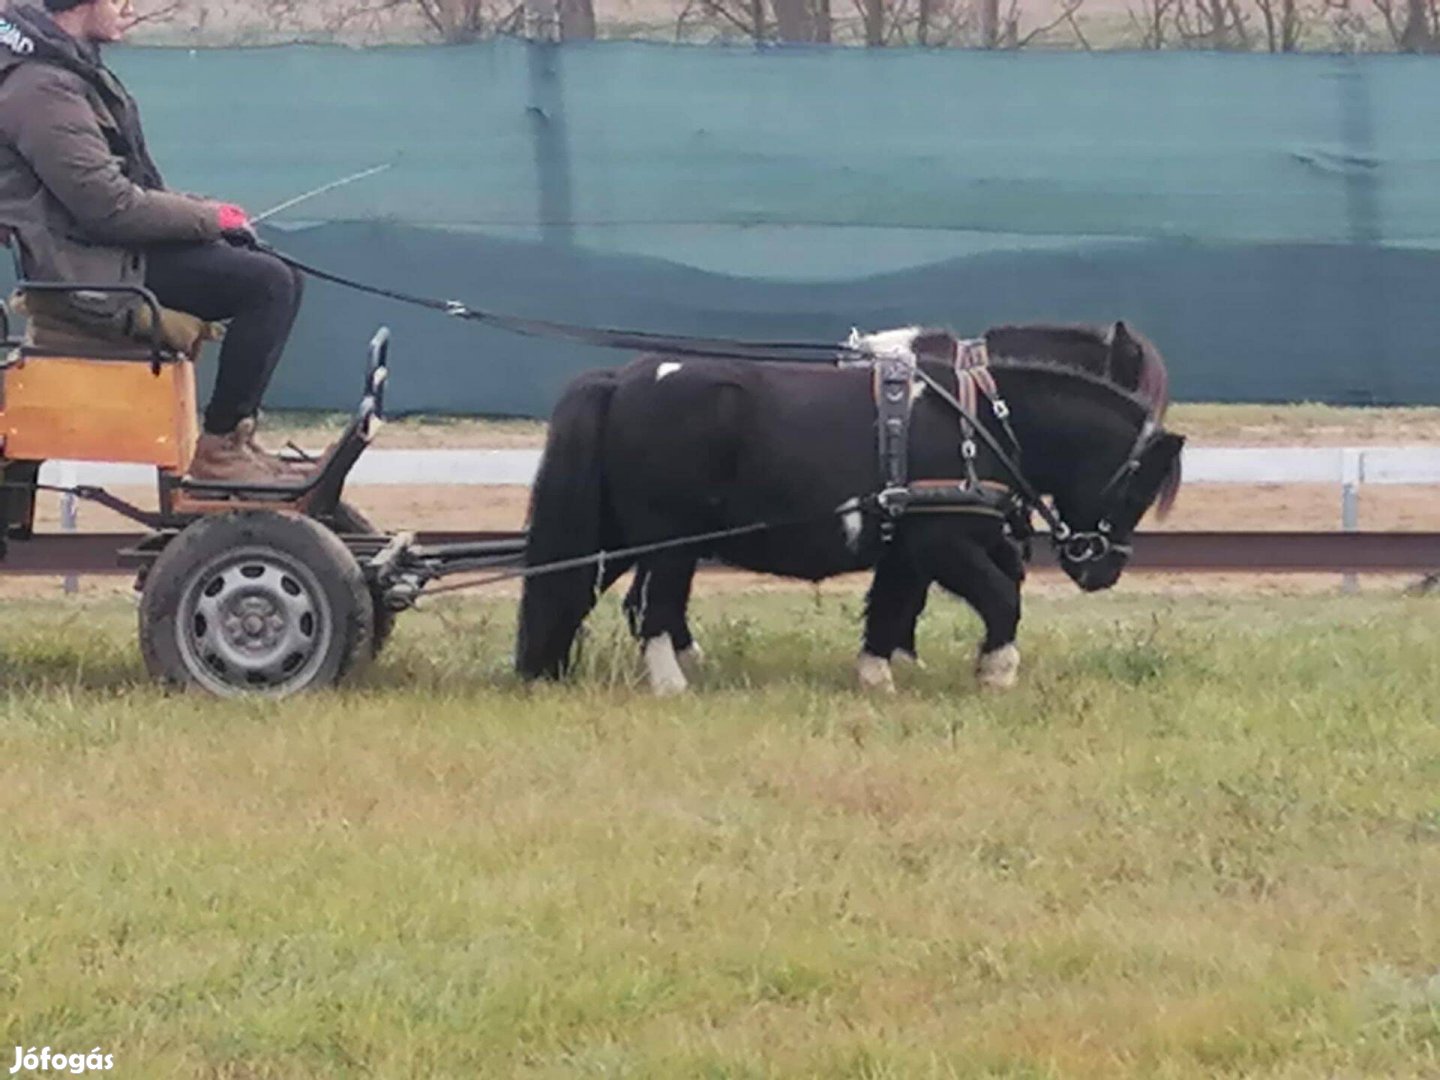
[10,407,1440,599]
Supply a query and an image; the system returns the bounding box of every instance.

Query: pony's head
[1059,418,1185,592]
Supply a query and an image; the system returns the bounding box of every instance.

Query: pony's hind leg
[625,553,701,696]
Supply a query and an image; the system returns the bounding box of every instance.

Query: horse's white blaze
[644,633,689,696]
[676,642,705,679]
[656,362,682,381]
[976,643,1020,690]
[856,651,896,693]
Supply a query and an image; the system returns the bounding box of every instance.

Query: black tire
[330,500,395,655]
[139,511,374,698]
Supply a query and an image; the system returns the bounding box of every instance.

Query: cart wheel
[330,500,395,656]
[140,511,373,698]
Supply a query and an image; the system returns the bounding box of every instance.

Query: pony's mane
[965,354,1184,519]
[985,323,1171,424]
[982,356,1154,421]
[1118,323,1172,422]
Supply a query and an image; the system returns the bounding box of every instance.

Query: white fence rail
[36,447,1440,592]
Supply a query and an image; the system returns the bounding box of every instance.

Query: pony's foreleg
[918,531,1023,691]
[859,549,928,693]
[626,554,701,696]
[890,578,930,668]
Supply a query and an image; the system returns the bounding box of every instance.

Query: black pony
[516,325,1183,694]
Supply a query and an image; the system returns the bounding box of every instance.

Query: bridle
[896,350,1165,569]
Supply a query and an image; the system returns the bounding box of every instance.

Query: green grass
[1,589,1438,1078]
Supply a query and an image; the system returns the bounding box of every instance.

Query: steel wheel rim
[174,545,335,697]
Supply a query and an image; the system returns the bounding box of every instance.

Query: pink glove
[216,203,250,232]
[215,203,259,248]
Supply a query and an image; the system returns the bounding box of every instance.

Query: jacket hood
[0,2,102,82]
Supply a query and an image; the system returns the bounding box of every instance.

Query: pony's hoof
[976,643,1020,690]
[856,651,896,694]
[644,634,690,697]
[649,675,688,697]
[676,643,705,680]
[890,648,925,670]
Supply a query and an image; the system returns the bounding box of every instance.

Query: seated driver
[0,0,311,483]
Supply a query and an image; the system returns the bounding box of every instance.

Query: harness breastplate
[869,338,1019,536]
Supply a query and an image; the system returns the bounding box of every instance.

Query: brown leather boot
[187,425,276,485]
[237,417,318,481]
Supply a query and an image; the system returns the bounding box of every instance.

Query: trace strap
[416,506,846,598]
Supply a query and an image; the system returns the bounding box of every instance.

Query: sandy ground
[263,404,1440,452]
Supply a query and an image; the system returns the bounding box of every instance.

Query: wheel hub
[178,550,334,695]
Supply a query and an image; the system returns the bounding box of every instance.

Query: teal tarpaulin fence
[5,41,1435,412]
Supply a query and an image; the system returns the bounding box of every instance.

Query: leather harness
[868,337,1029,545]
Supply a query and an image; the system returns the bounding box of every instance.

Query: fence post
[59,461,78,596]
[1340,448,1361,595]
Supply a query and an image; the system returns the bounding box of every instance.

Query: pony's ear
[1107,320,1144,388]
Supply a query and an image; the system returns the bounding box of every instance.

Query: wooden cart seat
[0,291,218,471]
[9,289,222,358]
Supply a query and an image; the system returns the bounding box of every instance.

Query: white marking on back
[846,326,924,364]
[656,362,682,381]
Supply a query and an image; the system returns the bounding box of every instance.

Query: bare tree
[558,0,597,38]
[1128,0,1178,46]
[681,0,767,38]
[405,0,523,40]
[1172,0,1250,45]
[976,0,1000,43]
[1395,0,1438,47]
[1253,0,1304,48]
[129,1,184,27]
[680,0,834,40]
[772,0,831,40]
[1010,0,1085,45]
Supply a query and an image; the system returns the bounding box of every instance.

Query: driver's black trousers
[144,241,304,436]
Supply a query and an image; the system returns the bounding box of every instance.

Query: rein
[267,243,1158,570]
[268,245,863,365]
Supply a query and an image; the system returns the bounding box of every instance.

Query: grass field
[1,586,1438,1078]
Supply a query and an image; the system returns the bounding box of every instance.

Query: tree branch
[1016,0,1084,46]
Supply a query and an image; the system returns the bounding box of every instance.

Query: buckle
[1061,532,1113,564]
[876,486,910,518]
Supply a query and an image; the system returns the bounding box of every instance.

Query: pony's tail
[515,370,618,680]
